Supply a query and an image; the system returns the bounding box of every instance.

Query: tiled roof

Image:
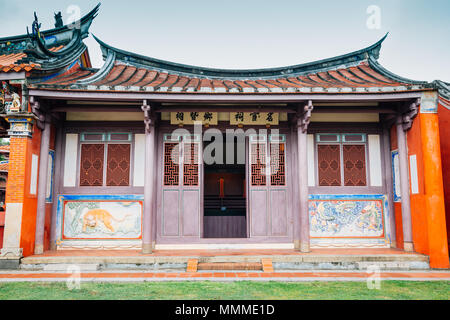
[29,33,434,94]
[439,95,450,109]
[33,60,419,94]
[435,81,450,105]
[0,46,63,73]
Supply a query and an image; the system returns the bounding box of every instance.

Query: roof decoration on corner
[0,3,100,72]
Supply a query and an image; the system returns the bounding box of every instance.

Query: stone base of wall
[0,257,21,270]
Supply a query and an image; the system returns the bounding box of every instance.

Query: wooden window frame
[249,134,286,187]
[269,134,286,187]
[79,143,105,187]
[162,133,201,187]
[314,133,370,188]
[77,132,134,188]
[106,143,132,187]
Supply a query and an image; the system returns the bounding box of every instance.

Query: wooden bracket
[141,100,154,134]
[296,100,314,133]
[398,99,419,131]
[30,96,45,130]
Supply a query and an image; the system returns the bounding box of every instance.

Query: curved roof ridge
[77,49,116,85]
[91,33,389,80]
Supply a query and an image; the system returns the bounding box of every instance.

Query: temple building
[0,4,449,269]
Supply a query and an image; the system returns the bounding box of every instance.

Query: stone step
[197,262,262,271]
[273,260,430,271]
[20,253,430,271]
[42,263,100,272]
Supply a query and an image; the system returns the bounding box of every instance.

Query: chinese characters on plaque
[229,112,279,126]
[170,112,218,125]
[170,112,279,126]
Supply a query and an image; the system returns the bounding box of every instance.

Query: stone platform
[19,248,430,272]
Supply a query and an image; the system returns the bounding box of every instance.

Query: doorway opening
[203,133,247,238]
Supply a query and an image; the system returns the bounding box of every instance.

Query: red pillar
[420,111,449,268]
[0,116,40,266]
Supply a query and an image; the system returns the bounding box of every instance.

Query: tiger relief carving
[81,209,131,233]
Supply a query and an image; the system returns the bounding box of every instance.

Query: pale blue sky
[1,0,449,82]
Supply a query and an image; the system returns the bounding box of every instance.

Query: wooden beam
[28,88,425,103]
[0,72,25,80]
[50,105,396,114]
[313,107,396,113]
[156,106,297,113]
[50,106,141,112]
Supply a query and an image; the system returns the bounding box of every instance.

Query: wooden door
[248,134,289,238]
[161,133,202,239]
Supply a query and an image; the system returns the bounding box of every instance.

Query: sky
[0,0,449,82]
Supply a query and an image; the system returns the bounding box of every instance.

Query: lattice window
[270,142,285,186]
[317,144,341,186]
[106,144,131,186]
[164,143,180,186]
[251,143,266,186]
[343,145,367,186]
[80,144,104,186]
[183,142,199,186]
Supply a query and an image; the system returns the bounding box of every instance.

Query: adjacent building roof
[0,3,99,73]
[0,45,64,73]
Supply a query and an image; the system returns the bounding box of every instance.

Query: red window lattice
[183,143,199,186]
[317,144,341,186]
[270,143,285,186]
[106,144,131,186]
[251,143,266,186]
[343,144,367,186]
[164,143,180,186]
[80,144,104,186]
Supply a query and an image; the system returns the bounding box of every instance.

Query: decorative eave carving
[296,100,314,133]
[397,99,419,131]
[141,100,155,134]
[30,96,45,130]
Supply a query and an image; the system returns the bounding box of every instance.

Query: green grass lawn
[0,281,449,300]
